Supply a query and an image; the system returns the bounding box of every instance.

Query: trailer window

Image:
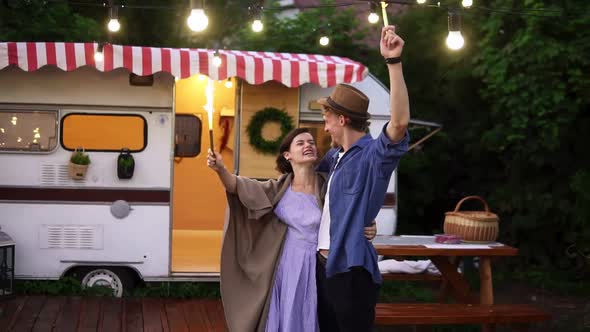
[175,114,202,157]
[61,113,147,152]
[0,110,58,153]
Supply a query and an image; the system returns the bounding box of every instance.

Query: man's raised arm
[381,25,410,143]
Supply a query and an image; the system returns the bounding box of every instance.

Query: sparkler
[204,78,215,153]
[380,1,389,27]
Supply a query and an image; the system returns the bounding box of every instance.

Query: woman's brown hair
[275,127,312,174]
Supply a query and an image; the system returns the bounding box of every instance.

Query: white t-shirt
[317,152,344,251]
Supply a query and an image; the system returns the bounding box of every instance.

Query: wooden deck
[0,296,227,332]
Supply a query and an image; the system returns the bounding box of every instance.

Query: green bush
[16,277,112,296]
[15,278,221,299]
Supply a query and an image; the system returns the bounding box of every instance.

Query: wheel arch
[61,264,144,281]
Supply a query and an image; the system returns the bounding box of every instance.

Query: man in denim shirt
[315,25,410,332]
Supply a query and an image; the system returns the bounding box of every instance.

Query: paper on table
[373,235,435,246]
[374,235,506,247]
[425,244,492,249]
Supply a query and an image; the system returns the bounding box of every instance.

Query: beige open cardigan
[220,172,327,332]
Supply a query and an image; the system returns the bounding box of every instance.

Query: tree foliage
[391,0,590,275]
[0,0,101,41]
[471,0,590,269]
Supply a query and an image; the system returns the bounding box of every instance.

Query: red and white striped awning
[0,42,368,88]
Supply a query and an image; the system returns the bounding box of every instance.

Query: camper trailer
[0,42,406,296]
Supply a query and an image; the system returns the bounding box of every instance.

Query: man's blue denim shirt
[318,123,409,284]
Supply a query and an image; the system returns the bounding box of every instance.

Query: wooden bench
[375,303,550,328]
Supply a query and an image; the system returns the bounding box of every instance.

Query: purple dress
[265,186,321,332]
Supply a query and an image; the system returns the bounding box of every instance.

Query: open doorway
[171,76,236,274]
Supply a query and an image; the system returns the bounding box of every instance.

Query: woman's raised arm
[207,149,237,193]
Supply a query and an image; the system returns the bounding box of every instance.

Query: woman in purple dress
[208,128,375,332]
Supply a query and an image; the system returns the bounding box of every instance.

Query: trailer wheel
[77,267,138,297]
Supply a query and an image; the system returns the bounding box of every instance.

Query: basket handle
[453,196,490,213]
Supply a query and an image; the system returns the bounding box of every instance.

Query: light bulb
[252,19,263,32]
[94,51,104,62]
[225,79,233,88]
[107,18,120,32]
[212,54,222,67]
[417,0,426,4]
[446,31,465,50]
[367,12,379,24]
[187,9,208,32]
[319,36,330,46]
[462,0,473,7]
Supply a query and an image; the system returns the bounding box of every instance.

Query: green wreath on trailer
[246,107,295,155]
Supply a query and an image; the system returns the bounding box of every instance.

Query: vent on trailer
[40,225,103,250]
[40,163,89,186]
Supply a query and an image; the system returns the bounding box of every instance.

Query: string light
[35,0,577,58]
[107,5,120,32]
[252,19,263,32]
[224,78,233,88]
[367,2,379,24]
[212,50,222,67]
[250,4,264,32]
[446,11,464,50]
[187,0,208,32]
[368,12,379,24]
[94,43,104,62]
[318,22,331,47]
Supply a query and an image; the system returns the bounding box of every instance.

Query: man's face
[323,109,343,146]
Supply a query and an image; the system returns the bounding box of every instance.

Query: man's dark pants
[316,252,379,332]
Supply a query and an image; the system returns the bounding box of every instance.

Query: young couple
[207,26,410,332]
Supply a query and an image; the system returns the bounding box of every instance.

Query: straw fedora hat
[317,83,370,120]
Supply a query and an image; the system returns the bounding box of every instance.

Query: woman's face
[284,132,317,166]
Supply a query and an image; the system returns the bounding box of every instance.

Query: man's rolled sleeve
[376,122,410,158]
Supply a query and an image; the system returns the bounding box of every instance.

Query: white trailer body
[0,42,404,295]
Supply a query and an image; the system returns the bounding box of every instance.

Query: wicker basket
[444,196,499,243]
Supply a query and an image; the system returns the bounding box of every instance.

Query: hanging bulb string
[39,0,585,56]
[37,0,590,22]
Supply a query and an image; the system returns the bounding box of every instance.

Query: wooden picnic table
[373,235,518,306]
[372,235,547,331]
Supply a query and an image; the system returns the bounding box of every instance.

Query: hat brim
[316,97,329,108]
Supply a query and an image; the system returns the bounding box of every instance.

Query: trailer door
[171,76,236,274]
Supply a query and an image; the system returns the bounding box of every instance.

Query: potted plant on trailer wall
[69,148,90,180]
